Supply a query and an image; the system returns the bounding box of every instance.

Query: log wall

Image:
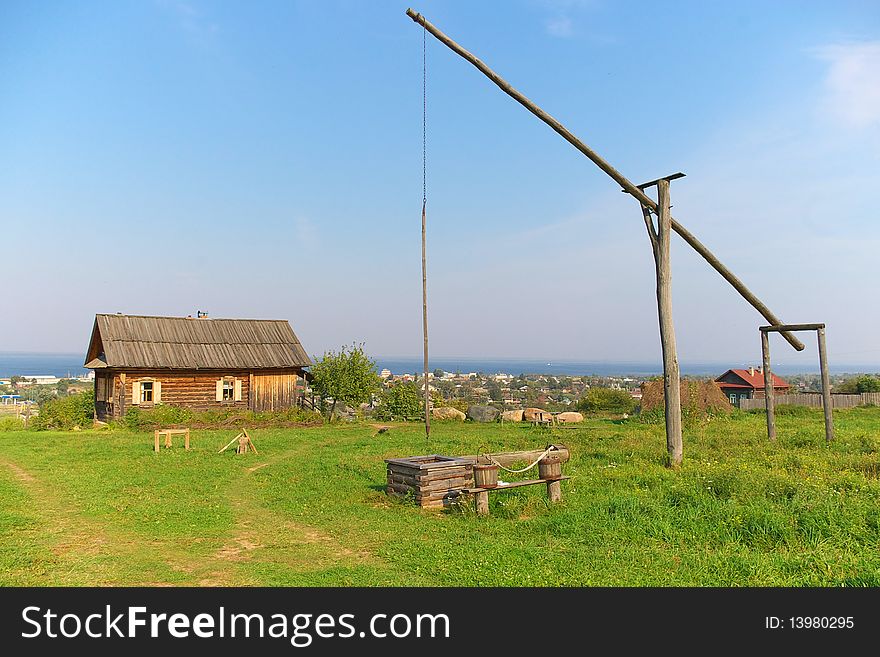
[94,368,306,420]
[251,371,303,412]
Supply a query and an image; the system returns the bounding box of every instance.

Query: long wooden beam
[406,8,805,352]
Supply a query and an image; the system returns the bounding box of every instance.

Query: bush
[436,397,469,413]
[0,417,25,431]
[123,404,321,431]
[375,381,423,420]
[31,391,95,430]
[124,405,194,431]
[774,404,819,417]
[578,387,636,415]
[837,375,880,394]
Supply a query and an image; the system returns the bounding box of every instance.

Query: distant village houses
[715,367,790,407]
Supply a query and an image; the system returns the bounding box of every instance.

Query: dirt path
[0,456,148,585]
[199,446,386,586]
[1,444,385,586]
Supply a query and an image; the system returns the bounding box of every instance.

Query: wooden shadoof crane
[405,8,805,467]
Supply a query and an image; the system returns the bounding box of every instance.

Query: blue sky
[1,0,879,368]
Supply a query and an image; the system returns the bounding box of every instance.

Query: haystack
[640,379,733,413]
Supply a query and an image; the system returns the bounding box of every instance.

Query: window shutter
[131,381,140,406]
[234,378,242,402]
[216,379,224,402]
[154,381,162,404]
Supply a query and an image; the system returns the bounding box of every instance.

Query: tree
[578,387,636,415]
[433,368,445,379]
[837,375,880,394]
[376,381,422,420]
[310,343,381,419]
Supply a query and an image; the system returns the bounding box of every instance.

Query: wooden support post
[547,479,562,503]
[405,8,805,353]
[164,433,172,448]
[154,430,160,453]
[475,491,489,515]
[185,429,190,451]
[421,201,431,438]
[651,179,683,468]
[818,327,834,442]
[761,330,776,440]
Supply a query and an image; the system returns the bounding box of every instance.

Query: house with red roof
[715,367,790,407]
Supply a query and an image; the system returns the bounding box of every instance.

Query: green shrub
[0,416,25,431]
[31,391,95,430]
[774,404,819,417]
[578,387,636,415]
[123,404,321,431]
[375,381,423,420]
[124,405,194,431]
[636,406,665,424]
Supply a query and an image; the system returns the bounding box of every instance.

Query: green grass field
[1,408,879,586]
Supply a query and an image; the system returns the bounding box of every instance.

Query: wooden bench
[154,428,190,453]
[459,476,570,515]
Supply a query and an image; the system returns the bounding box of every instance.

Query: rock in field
[523,407,552,422]
[501,409,524,422]
[555,411,584,424]
[467,405,500,423]
[432,406,466,421]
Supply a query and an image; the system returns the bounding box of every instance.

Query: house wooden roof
[84,314,311,370]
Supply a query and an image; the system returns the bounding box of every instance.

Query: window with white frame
[216,377,242,403]
[132,379,160,405]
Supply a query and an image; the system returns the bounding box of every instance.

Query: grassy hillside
[1,408,879,586]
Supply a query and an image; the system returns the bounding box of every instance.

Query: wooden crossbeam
[634,172,686,191]
[760,323,825,332]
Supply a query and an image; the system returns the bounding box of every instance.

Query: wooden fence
[741,392,880,411]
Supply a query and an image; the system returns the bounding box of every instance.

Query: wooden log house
[84,313,311,421]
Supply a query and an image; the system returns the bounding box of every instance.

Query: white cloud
[545,16,574,38]
[814,42,880,128]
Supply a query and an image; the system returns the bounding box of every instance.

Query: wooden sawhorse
[154,428,190,453]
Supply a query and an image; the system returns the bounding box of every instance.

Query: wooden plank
[760,323,825,333]
[761,330,776,441]
[388,469,473,484]
[818,327,834,442]
[635,172,686,190]
[387,475,472,492]
[459,476,571,494]
[384,455,475,469]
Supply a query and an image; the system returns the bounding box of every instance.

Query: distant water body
[1,353,876,378]
[374,358,876,377]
